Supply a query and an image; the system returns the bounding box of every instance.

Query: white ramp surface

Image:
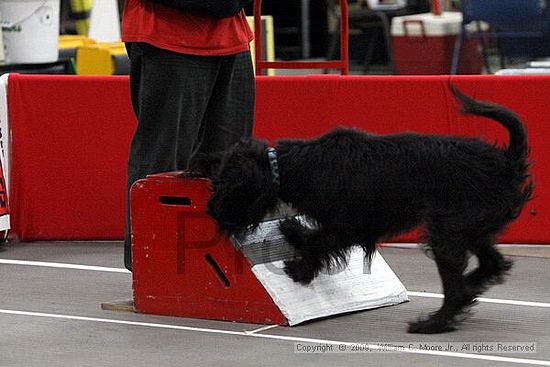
[234,217,408,326]
[252,249,408,325]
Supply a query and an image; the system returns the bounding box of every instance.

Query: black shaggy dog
[191,86,533,334]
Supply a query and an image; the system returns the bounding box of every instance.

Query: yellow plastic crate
[76,42,129,75]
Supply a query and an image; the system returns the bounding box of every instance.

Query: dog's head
[191,138,280,235]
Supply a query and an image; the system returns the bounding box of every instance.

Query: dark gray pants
[124,42,255,270]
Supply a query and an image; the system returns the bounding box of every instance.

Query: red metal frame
[253,0,349,75]
[432,0,441,15]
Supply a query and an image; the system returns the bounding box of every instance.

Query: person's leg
[125,42,141,118]
[124,41,143,271]
[190,50,255,158]
[124,43,222,270]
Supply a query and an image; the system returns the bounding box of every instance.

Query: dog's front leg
[279,217,319,285]
[280,218,351,285]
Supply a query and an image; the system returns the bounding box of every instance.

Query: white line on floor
[408,291,550,308]
[0,259,130,273]
[0,308,549,366]
[383,243,550,249]
[245,324,279,334]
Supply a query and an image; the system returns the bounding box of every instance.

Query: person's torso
[122,0,254,56]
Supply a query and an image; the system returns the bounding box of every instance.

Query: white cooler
[391,12,483,74]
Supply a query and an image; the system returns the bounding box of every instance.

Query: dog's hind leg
[465,242,513,297]
[408,236,473,334]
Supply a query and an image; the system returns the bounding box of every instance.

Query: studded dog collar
[266,147,280,189]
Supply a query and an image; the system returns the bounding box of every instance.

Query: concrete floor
[0,241,549,367]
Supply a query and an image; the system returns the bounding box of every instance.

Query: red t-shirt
[122,0,254,56]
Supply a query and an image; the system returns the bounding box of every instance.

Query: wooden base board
[101,299,135,312]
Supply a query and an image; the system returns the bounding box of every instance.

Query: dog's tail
[451,85,528,163]
[451,84,534,213]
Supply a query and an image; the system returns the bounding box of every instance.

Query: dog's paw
[284,260,315,285]
[407,316,456,334]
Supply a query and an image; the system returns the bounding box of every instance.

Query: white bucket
[0,0,60,64]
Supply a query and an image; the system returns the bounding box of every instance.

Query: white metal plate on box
[252,249,409,325]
